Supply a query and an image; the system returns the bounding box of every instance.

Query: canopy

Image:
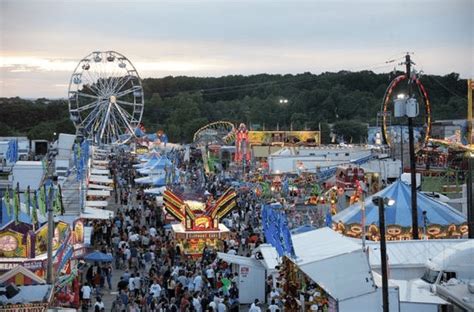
[334,180,466,227]
[88,183,113,191]
[333,180,467,239]
[92,159,109,165]
[81,207,114,219]
[137,157,172,174]
[134,176,166,186]
[291,228,376,300]
[84,250,113,262]
[144,186,166,195]
[90,168,110,175]
[88,175,113,184]
[133,154,160,168]
[85,200,108,207]
[87,190,110,197]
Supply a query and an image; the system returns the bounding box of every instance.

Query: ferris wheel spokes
[68,51,144,145]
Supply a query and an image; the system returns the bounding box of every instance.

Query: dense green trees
[0,71,468,142]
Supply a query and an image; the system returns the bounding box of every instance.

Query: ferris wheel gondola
[68,51,144,145]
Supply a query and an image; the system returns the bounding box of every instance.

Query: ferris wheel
[68,51,144,145]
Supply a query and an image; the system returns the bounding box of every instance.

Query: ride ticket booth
[217,252,266,304]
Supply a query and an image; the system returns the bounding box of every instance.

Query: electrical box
[406,98,419,118]
[394,98,406,117]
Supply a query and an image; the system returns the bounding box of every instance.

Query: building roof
[365,239,469,268]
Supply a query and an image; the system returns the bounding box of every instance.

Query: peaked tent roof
[333,180,466,227]
[0,265,47,285]
[291,228,376,300]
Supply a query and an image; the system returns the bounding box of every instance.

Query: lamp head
[372,196,395,206]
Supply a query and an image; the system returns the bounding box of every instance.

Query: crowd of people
[79,150,280,312]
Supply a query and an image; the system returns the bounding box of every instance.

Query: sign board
[240,266,250,278]
[1,303,48,312]
[83,226,92,246]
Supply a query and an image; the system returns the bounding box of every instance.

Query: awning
[217,252,264,268]
[85,200,108,207]
[87,190,110,197]
[92,160,109,165]
[89,175,113,184]
[88,184,113,191]
[90,168,110,175]
[81,207,114,219]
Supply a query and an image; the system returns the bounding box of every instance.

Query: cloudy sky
[0,0,472,98]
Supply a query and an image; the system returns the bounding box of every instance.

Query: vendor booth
[217,252,266,304]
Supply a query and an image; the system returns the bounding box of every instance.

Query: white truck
[422,240,474,311]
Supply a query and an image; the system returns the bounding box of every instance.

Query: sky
[0,0,473,98]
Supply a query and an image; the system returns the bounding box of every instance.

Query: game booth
[163,188,237,257]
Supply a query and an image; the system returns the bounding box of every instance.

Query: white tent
[90,168,110,175]
[85,200,108,208]
[92,159,109,165]
[291,228,400,311]
[292,228,376,300]
[88,175,113,184]
[81,207,114,219]
[87,190,111,197]
[88,184,113,191]
[144,186,166,195]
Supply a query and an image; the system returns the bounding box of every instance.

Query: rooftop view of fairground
[0,1,473,311]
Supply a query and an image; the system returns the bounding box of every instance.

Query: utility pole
[46,185,54,284]
[406,53,419,239]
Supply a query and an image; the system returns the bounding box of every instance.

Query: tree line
[0,71,468,143]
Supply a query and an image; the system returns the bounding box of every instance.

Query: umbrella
[84,251,113,262]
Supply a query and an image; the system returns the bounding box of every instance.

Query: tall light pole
[373,196,395,312]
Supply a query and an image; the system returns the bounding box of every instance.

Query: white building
[268,145,373,174]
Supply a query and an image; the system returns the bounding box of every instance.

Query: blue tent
[84,251,113,262]
[333,180,466,227]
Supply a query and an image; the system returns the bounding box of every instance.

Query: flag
[4,187,11,216]
[31,190,38,224]
[13,184,20,224]
[39,186,46,216]
[26,186,31,217]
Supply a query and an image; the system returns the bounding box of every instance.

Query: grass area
[421,173,464,194]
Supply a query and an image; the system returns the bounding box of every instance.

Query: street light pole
[375,197,389,312]
[405,53,420,239]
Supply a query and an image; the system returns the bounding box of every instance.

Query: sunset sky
[0,0,472,98]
